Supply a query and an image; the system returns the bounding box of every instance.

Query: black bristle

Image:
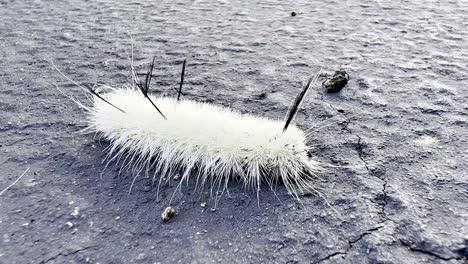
[86,86,126,113]
[135,56,167,120]
[51,61,126,114]
[283,72,320,131]
[177,59,186,101]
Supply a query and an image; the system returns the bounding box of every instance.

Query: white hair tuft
[54,56,325,201]
[87,86,323,199]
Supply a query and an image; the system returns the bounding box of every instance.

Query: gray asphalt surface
[1,0,467,263]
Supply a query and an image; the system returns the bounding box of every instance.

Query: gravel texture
[1,0,467,263]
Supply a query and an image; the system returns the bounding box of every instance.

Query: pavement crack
[314,251,347,263]
[39,246,93,264]
[399,239,465,261]
[379,180,389,219]
[353,135,370,173]
[319,97,371,173]
[322,102,391,222]
[349,226,383,246]
[314,226,384,263]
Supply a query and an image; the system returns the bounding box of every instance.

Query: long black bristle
[145,56,156,94]
[136,56,167,120]
[86,86,126,113]
[177,59,186,101]
[146,96,167,119]
[50,61,126,114]
[283,72,320,131]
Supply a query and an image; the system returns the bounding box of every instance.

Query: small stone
[173,174,181,181]
[71,207,80,217]
[200,202,207,208]
[136,253,146,261]
[322,70,349,93]
[161,207,175,222]
[210,208,216,212]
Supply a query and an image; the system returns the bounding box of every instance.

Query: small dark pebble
[256,92,267,99]
[291,12,297,17]
[322,70,349,93]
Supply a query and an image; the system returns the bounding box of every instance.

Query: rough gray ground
[1,0,467,263]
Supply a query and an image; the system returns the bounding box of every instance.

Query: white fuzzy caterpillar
[54,58,324,201]
[91,87,322,197]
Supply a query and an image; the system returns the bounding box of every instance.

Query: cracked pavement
[1,0,467,263]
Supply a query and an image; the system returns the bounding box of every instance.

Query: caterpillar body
[55,57,323,200]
